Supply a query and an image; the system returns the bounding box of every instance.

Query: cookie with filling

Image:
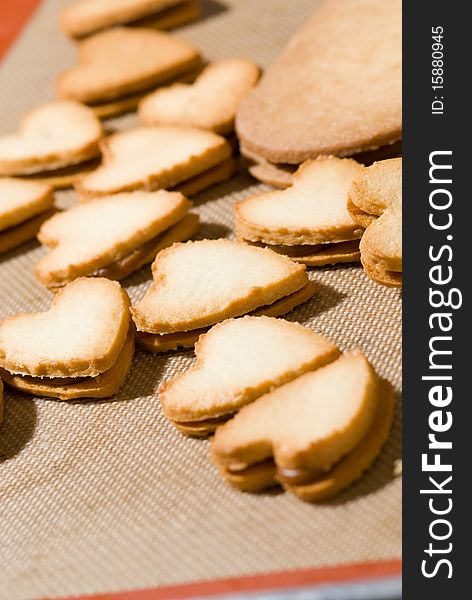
[212,352,395,501]
[0,101,103,187]
[36,190,197,289]
[0,278,134,400]
[140,59,260,135]
[56,27,202,116]
[348,157,402,287]
[236,157,364,266]
[160,316,340,436]
[131,239,314,352]
[76,126,232,199]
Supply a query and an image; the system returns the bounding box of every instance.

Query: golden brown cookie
[236,158,364,266]
[212,352,394,501]
[0,278,134,400]
[35,190,197,289]
[1,328,134,401]
[76,126,232,199]
[236,0,401,164]
[0,178,55,254]
[131,239,313,351]
[160,316,340,435]
[60,0,200,38]
[139,59,260,135]
[0,101,103,178]
[348,157,402,287]
[56,27,202,107]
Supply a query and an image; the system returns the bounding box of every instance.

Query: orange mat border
[57,560,401,599]
[0,0,43,61]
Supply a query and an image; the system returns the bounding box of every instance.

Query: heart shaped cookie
[131,239,314,352]
[35,190,197,289]
[56,27,202,107]
[139,59,260,135]
[0,101,103,178]
[0,278,131,379]
[236,0,401,164]
[348,157,402,287]
[212,352,394,501]
[160,316,340,436]
[60,0,200,39]
[76,126,232,199]
[236,157,364,266]
[0,178,55,254]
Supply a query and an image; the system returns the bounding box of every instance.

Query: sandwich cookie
[236,157,364,266]
[0,178,55,254]
[0,101,103,188]
[139,59,260,135]
[60,0,201,39]
[0,278,134,400]
[160,316,340,436]
[131,239,315,353]
[348,158,402,287]
[236,0,401,178]
[242,142,403,190]
[35,190,198,290]
[56,27,202,118]
[212,351,395,501]
[76,126,234,199]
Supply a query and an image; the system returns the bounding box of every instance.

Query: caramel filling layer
[137,281,315,350]
[93,231,167,279]
[91,213,198,281]
[12,374,90,386]
[261,240,360,258]
[173,413,235,428]
[226,460,333,486]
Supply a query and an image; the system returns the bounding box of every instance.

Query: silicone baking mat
[0,1,402,598]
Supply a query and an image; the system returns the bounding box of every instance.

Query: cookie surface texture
[0,101,103,176]
[60,0,190,38]
[348,157,402,287]
[140,59,260,134]
[160,316,340,427]
[35,190,193,288]
[236,0,401,163]
[0,278,131,378]
[131,239,310,334]
[76,126,231,198]
[56,27,201,105]
[236,157,364,246]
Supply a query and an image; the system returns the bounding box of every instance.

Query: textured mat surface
[0,1,402,598]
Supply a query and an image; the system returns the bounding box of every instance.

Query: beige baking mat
[0,1,402,598]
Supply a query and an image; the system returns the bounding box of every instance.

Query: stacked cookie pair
[57,27,203,118]
[60,0,202,39]
[0,278,134,400]
[0,179,55,255]
[160,316,395,501]
[235,156,403,287]
[0,101,102,188]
